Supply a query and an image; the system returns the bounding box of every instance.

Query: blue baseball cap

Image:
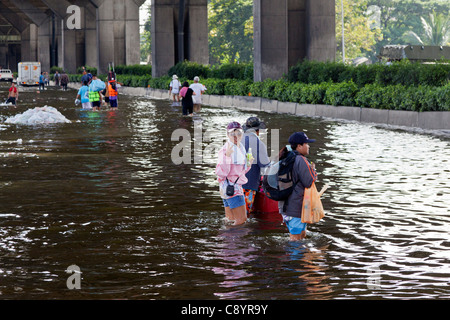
[288,132,316,144]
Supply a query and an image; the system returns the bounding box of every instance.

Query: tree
[208,0,253,65]
[140,5,151,63]
[336,0,383,63]
[403,10,450,45]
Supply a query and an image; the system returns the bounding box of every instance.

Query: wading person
[76,80,91,110]
[216,122,252,225]
[88,73,104,112]
[242,117,270,214]
[108,80,119,110]
[6,81,19,105]
[60,71,69,91]
[39,72,45,91]
[180,81,195,116]
[169,75,181,103]
[279,132,317,240]
[189,76,205,113]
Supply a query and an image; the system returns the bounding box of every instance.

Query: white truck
[17,62,41,86]
[0,69,14,82]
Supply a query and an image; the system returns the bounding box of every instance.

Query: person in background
[102,81,110,107]
[278,132,317,241]
[88,73,103,112]
[76,80,92,110]
[60,71,69,91]
[180,81,195,117]
[169,75,181,103]
[242,117,270,214]
[189,76,205,113]
[6,81,19,105]
[108,80,119,110]
[39,72,45,91]
[54,71,60,87]
[215,121,252,226]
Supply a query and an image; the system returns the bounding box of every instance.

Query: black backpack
[262,151,297,201]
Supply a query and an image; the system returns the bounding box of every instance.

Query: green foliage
[50,66,64,74]
[209,63,253,81]
[324,81,359,106]
[168,61,210,80]
[115,64,152,76]
[208,0,253,64]
[288,60,450,87]
[76,65,97,75]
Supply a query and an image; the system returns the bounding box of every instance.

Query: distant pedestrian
[101,81,109,107]
[108,80,119,110]
[169,75,181,103]
[88,73,105,112]
[54,71,60,87]
[189,76,205,113]
[180,81,195,116]
[39,72,45,91]
[60,71,69,91]
[76,80,92,110]
[6,81,19,105]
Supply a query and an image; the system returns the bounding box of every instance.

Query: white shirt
[189,82,204,104]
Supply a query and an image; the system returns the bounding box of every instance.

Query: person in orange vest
[108,80,118,109]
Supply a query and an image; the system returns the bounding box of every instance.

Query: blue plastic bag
[89,79,106,92]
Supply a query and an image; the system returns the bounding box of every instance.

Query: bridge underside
[0,0,145,74]
[152,0,336,80]
[0,0,335,80]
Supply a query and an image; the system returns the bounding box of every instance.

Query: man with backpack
[275,132,317,240]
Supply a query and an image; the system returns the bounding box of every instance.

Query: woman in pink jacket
[215,121,252,225]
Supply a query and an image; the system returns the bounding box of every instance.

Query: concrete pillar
[84,4,99,70]
[152,0,209,78]
[152,0,177,77]
[253,0,335,82]
[95,0,143,74]
[38,17,51,72]
[253,0,290,82]
[186,0,209,65]
[20,24,38,62]
[306,0,336,61]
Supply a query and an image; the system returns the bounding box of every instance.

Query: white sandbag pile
[5,106,71,125]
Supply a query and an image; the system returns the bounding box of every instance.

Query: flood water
[0,83,449,300]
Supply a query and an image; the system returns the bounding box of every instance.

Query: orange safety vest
[108,84,118,97]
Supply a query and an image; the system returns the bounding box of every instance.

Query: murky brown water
[0,83,449,299]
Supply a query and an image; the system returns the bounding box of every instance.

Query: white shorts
[82,102,92,110]
[193,95,202,104]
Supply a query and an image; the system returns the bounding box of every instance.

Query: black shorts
[6,97,16,105]
[92,101,101,107]
[104,97,110,103]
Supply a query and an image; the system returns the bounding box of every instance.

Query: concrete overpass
[0,0,335,80]
[0,0,145,74]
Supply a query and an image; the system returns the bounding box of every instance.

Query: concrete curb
[66,82,449,131]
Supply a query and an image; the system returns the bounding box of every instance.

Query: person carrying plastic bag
[88,73,105,111]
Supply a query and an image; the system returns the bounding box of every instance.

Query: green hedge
[288,59,450,87]
[168,61,253,81]
[114,64,152,76]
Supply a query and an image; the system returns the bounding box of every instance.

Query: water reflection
[0,83,449,299]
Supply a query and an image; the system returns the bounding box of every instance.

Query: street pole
[341,0,345,63]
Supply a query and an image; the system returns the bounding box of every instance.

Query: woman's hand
[226,143,234,157]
